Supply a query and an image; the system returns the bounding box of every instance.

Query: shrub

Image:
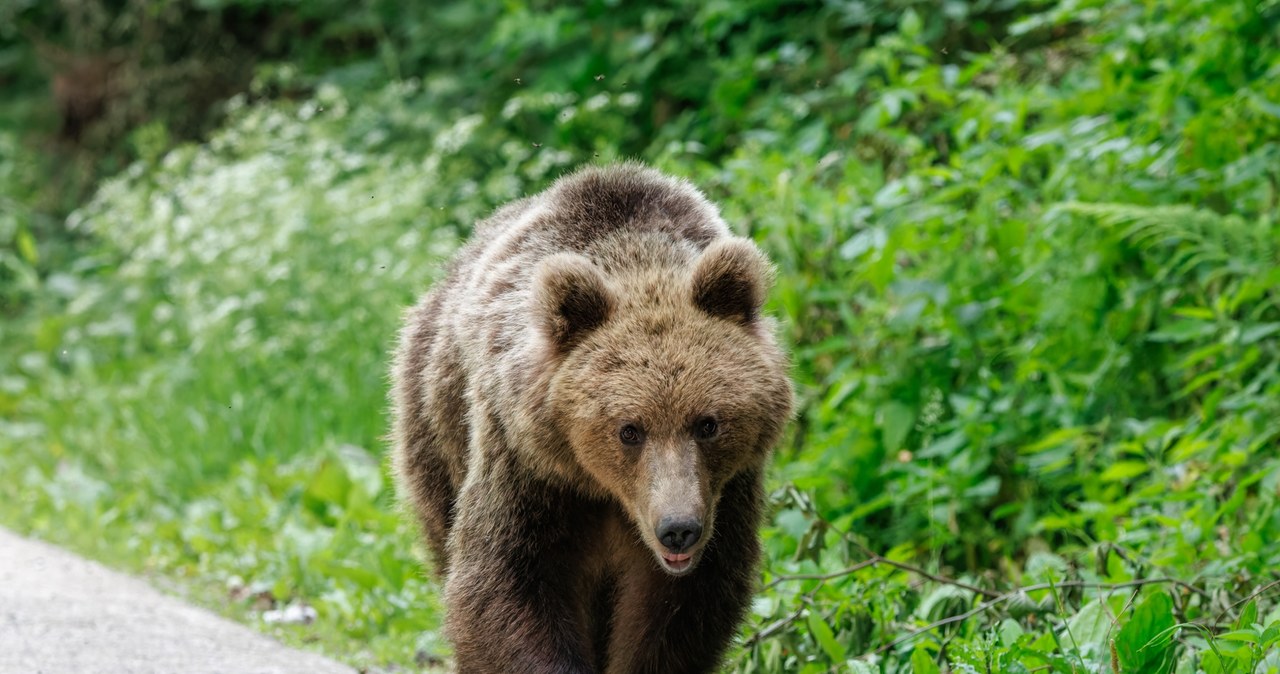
[2,0,1278,670]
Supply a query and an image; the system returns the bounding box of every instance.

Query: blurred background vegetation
[2,0,1279,671]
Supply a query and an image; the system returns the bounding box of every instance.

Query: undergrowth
[1,0,1279,671]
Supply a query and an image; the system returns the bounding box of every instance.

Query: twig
[769,504,1001,599]
[764,559,878,589]
[755,533,1231,658]
[867,577,1206,656]
[847,539,1002,599]
[1209,578,1280,626]
[1103,543,1213,600]
[873,590,1007,654]
[771,542,1210,602]
[743,581,826,647]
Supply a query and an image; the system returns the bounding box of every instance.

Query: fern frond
[1056,201,1279,280]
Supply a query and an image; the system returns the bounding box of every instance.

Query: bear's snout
[656,516,703,554]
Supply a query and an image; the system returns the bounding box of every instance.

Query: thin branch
[1144,576,1211,600]
[764,542,1000,598]
[873,590,1008,654]
[743,581,826,647]
[777,512,1210,606]
[1209,578,1280,626]
[754,534,1234,659]
[770,542,1210,601]
[867,577,1206,656]
[764,559,878,589]
[847,539,1002,599]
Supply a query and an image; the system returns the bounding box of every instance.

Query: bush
[2,0,1278,671]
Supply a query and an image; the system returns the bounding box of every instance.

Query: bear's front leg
[604,469,765,674]
[443,463,604,674]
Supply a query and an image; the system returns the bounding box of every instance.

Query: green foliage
[0,131,45,313]
[1116,593,1175,674]
[2,0,1280,671]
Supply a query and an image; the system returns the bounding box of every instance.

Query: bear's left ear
[690,237,773,324]
[534,253,615,352]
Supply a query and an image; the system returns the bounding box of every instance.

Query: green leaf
[880,402,915,453]
[305,459,353,508]
[1100,461,1149,482]
[998,618,1025,647]
[807,612,847,662]
[900,8,922,38]
[839,227,887,260]
[1117,592,1176,674]
[1064,599,1111,655]
[16,229,37,264]
[1020,428,1085,454]
[1199,650,1227,674]
[1262,621,1280,649]
[1234,599,1257,631]
[1215,630,1258,643]
[916,430,966,459]
[1147,319,1216,343]
[911,646,941,674]
[1240,323,1280,345]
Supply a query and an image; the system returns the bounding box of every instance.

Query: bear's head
[535,236,793,575]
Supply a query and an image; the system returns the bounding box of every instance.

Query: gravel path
[0,527,357,674]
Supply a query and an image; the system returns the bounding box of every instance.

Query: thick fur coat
[390,163,793,673]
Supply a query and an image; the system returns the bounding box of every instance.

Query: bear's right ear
[533,253,614,352]
[690,237,773,324]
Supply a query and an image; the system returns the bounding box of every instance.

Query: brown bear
[390,163,793,673]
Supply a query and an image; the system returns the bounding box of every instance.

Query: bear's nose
[655,516,703,553]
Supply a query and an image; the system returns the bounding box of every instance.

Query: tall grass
[2,0,1279,671]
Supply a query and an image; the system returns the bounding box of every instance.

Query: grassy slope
[2,1,1280,672]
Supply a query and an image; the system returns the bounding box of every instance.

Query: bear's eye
[619,424,645,446]
[693,416,719,441]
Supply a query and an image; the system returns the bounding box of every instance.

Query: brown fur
[390,163,793,673]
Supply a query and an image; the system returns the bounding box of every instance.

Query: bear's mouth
[659,550,695,575]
